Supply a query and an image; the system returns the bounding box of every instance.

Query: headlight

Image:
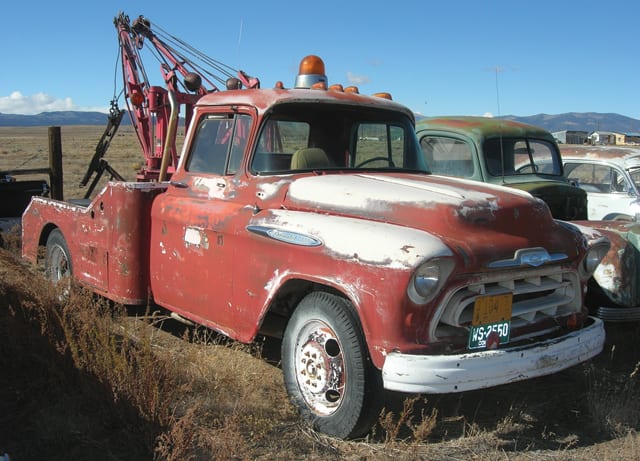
[408,259,454,304]
[580,241,610,279]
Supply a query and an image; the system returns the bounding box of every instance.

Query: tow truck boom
[113,12,259,181]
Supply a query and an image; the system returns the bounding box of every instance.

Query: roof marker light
[373,92,392,100]
[329,83,344,92]
[344,86,359,94]
[294,55,328,89]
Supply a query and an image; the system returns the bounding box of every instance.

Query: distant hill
[0,111,113,127]
[2,110,639,134]
[498,112,640,134]
[414,112,639,134]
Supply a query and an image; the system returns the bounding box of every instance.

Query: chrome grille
[434,269,581,339]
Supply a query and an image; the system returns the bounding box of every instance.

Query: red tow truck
[22,13,610,438]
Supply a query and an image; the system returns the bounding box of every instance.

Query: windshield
[250,104,428,174]
[484,138,562,177]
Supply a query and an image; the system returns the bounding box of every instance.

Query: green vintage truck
[416,116,640,321]
[416,116,588,221]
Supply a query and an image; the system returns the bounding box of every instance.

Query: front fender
[244,209,454,365]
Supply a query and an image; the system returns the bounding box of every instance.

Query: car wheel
[282,291,382,439]
[45,229,72,282]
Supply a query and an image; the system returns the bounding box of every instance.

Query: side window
[187,114,251,175]
[186,116,233,175]
[630,169,640,191]
[566,163,616,193]
[611,169,629,193]
[227,114,252,174]
[420,135,474,177]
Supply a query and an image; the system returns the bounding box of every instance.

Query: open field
[0,126,639,460]
[0,125,184,201]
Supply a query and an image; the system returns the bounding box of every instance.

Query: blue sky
[1,0,638,119]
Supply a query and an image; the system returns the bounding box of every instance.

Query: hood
[283,173,585,267]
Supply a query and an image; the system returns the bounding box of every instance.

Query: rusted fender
[580,220,640,311]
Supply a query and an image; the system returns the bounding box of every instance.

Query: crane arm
[112,12,260,181]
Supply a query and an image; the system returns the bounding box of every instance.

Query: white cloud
[346,72,370,86]
[0,91,77,115]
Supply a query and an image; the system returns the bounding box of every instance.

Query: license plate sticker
[468,293,513,350]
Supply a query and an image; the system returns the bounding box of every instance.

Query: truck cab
[416,116,588,221]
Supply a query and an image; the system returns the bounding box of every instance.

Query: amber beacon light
[294,55,328,89]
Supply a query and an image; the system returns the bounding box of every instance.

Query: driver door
[150,112,251,330]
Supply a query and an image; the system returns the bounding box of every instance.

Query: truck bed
[22,181,168,304]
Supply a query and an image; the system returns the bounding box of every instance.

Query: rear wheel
[45,229,72,282]
[281,291,382,439]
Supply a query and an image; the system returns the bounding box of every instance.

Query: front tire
[282,291,382,439]
[45,229,72,282]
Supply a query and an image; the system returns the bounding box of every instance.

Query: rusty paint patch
[184,227,209,249]
[589,221,640,308]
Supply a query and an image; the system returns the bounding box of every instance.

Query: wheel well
[37,224,60,261]
[258,278,349,339]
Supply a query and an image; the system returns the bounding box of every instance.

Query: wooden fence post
[48,126,63,200]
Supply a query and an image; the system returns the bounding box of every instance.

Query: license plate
[468,293,513,350]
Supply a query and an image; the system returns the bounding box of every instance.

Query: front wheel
[281,291,382,439]
[45,229,72,282]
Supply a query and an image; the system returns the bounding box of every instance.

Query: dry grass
[0,126,639,460]
[0,125,183,201]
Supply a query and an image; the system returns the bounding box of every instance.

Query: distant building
[623,132,640,145]
[544,129,638,146]
[552,130,589,144]
[588,131,618,145]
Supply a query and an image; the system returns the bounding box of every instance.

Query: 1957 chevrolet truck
[20,15,610,439]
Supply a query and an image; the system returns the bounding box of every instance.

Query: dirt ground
[0,236,639,460]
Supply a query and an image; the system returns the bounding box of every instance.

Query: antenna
[493,66,505,180]
[494,66,504,117]
[236,19,243,65]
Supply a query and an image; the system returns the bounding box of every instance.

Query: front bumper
[382,317,605,394]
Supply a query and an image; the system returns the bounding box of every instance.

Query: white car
[559,145,640,221]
